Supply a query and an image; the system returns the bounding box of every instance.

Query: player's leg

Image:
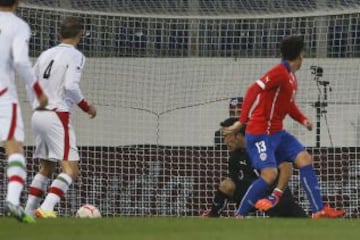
[4,139,26,207]
[35,112,80,218]
[294,150,325,214]
[295,150,345,218]
[234,179,255,210]
[235,133,279,217]
[255,161,293,211]
[277,131,344,218]
[25,159,55,215]
[235,168,276,217]
[25,113,55,215]
[1,103,34,223]
[274,131,324,215]
[202,177,235,217]
[38,160,79,215]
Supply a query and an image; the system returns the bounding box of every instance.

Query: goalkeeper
[202,117,307,218]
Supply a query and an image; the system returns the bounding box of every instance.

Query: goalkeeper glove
[255,188,283,211]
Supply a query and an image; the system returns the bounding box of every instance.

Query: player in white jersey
[0,0,48,223]
[24,16,96,218]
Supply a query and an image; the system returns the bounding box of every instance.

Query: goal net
[0,0,359,217]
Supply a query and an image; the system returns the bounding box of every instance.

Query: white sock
[41,173,72,211]
[6,153,26,206]
[25,173,49,214]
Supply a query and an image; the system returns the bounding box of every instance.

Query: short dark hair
[59,17,83,39]
[280,36,304,61]
[0,0,16,7]
[220,117,246,136]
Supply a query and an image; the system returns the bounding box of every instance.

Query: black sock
[210,189,229,216]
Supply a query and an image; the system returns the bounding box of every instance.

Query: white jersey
[32,43,86,112]
[0,12,36,103]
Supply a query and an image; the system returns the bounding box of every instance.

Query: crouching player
[202,117,307,218]
[202,118,345,218]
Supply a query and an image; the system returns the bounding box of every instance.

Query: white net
[21,0,360,16]
[0,1,359,217]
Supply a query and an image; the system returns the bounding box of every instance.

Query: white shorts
[31,110,80,161]
[0,102,24,142]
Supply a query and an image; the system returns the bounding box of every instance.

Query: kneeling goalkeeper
[202,117,307,218]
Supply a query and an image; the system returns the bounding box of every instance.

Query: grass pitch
[1,217,359,240]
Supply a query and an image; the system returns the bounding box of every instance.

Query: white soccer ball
[76,204,101,218]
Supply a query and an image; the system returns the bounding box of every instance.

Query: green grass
[1,217,360,240]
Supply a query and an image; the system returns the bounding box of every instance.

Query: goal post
[1,0,359,217]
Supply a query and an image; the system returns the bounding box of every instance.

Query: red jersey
[239,61,307,134]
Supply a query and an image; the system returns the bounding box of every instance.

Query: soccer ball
[76,204,101,218]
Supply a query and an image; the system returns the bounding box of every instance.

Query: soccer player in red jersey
[224,36,345,219]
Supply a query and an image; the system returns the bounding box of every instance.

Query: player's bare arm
[87,104,97,119]
[303,119,313,131]
[288,101,312,131]
[77,99,96,119]
[222,120,242,135]
[276,162,292,190]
